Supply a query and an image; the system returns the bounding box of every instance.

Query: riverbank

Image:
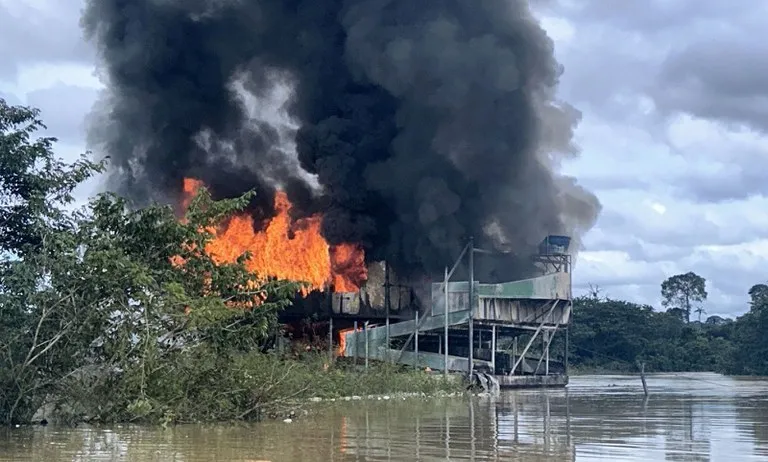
[32,352,466,427]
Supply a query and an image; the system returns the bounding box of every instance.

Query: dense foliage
[568,282,767,375]
[569,296,730,373]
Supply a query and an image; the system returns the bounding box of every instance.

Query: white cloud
[543,1,768,317]
[537,15,576,44]
[648,201,666,215]
[2,63,101,96]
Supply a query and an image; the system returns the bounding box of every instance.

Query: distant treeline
[568,273,768,375]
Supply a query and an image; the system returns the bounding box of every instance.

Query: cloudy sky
[1,0,763,317]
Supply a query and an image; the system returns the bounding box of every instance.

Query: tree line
[569,271,767,375]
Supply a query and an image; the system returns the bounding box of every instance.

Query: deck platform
[336,235,575,390]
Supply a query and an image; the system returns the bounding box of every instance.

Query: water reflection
[3,374,768,461]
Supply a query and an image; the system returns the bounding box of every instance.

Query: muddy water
[2,374,768,461]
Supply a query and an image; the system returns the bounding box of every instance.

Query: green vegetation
[569,276,765,376]
[0,100,459,426]
[661,271,708,322]
[57,352,459,426]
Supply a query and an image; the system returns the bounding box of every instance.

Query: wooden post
[640,362,649,396]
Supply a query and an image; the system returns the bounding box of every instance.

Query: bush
[53,350,463,425]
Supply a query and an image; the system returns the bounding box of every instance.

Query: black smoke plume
[83,0,600,281]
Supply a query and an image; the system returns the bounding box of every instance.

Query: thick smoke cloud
[83,0,600,281]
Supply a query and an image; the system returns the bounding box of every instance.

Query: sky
[1,0,764,318]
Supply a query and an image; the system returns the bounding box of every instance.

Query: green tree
[0,99,104,424]
[568,293,735,374]
[0,99,303,425]
[748,283,768,307]
[705,315,728,326]
[1,185,303,425]
[661,272,708,323]
[728,283,768,375]
[0,98,102,255]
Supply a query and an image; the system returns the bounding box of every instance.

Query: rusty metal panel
[476,273,570,300]
[474,298,521,322]
[360,261,386,308]
[431,281,475,315]
[356,261,415,312]
[475,299,571,325]
[332,292,360,315]
[389,285,415,312]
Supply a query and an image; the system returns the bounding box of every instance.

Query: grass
[54,349,466,426]
[240,352,465,406]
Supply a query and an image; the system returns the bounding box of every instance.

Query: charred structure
[83,0,600,282]
[339,235,574,389]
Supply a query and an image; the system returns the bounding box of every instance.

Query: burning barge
[181,179,572,388]
[285,235,573,390]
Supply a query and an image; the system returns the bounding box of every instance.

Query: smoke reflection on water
[2,374,768,461]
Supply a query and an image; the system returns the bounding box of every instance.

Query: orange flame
[181,178,367,294]
[331,244,367,293]
[335,327,362,357]
[181,178,204,209]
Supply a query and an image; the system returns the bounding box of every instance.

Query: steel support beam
[491,324,497,374]
[385,261,391,361]
[353,320,358,366]
[468,236,475,375]
[396,241,471,362]
[328,317,334,363]
[364,320,370,369]
[534,324,559,375]
[444,266,449,376]
[509,300,559,375]
[414,311,419,369]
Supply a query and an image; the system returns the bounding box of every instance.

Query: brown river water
[2,373,768,461]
